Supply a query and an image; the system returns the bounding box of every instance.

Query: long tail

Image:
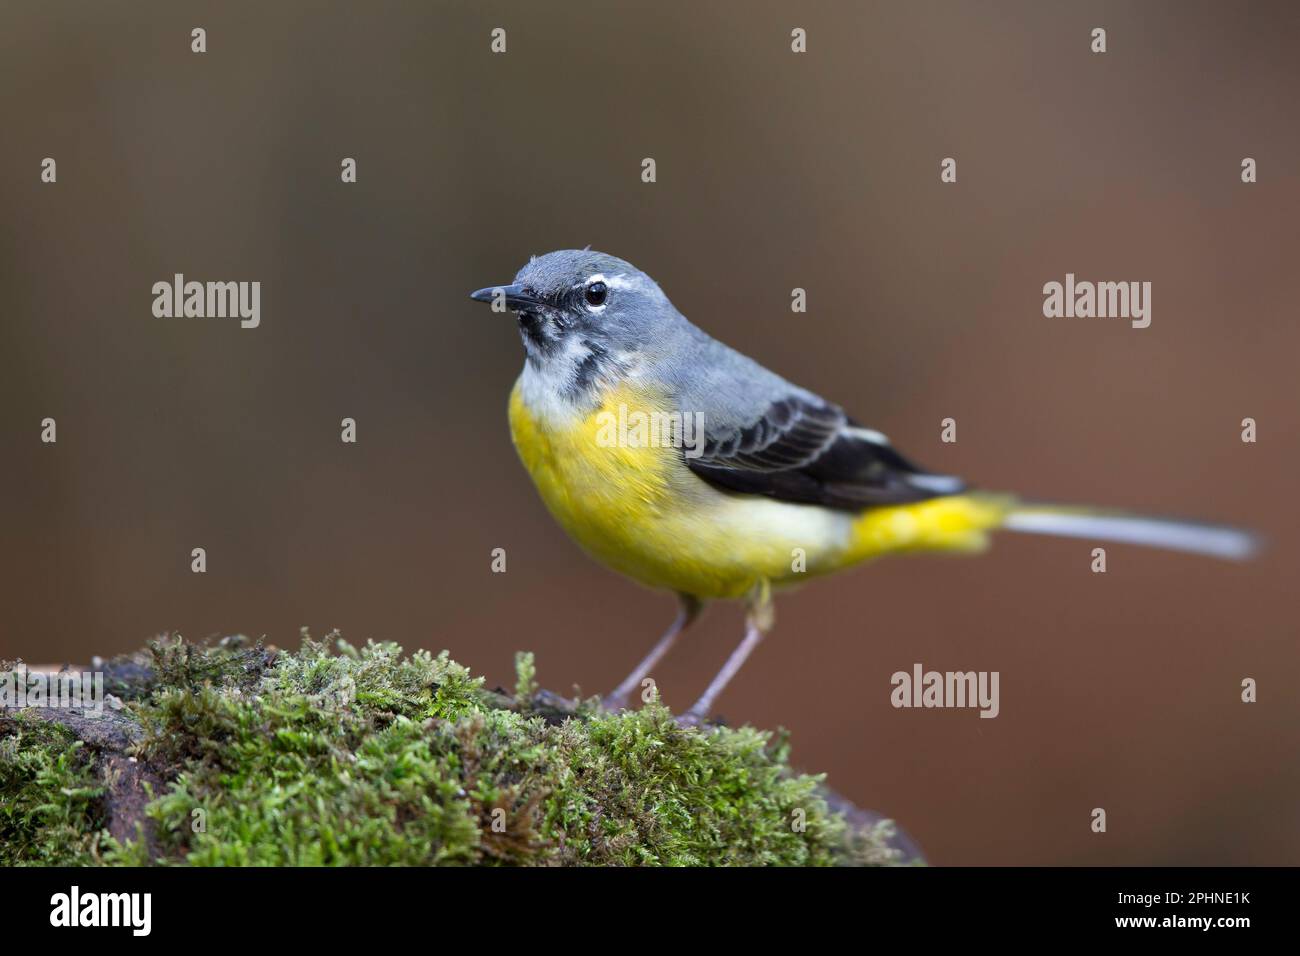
[1001,503,1259,561]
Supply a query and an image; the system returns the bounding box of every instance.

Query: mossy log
[1,635,919,866]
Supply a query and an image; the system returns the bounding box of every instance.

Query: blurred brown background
[2,1,1297,864]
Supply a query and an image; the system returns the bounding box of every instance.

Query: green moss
[0,634,901,867]
[0,716,109,865]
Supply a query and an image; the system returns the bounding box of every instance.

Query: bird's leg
[603,594,702,711]
[680,579,774,725]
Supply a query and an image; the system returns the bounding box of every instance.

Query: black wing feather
[686,396,965,511]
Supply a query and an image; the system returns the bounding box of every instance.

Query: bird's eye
[584,281,607,307]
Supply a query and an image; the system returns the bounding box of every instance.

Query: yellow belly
[507,379,1011,600]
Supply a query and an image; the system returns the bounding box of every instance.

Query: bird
[470,250,1257,724]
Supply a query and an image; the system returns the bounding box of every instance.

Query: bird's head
[470,249,676,396]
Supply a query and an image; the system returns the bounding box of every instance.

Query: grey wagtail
[471,250,1257,724]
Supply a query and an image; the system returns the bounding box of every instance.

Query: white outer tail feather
[1002,509,1259,561]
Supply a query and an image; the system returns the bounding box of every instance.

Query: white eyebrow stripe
[599,274,641,291]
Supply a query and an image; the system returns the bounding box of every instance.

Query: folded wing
[686,394,965,510]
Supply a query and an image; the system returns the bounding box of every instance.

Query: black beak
[469,283,544,311]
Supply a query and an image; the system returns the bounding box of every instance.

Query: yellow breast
[507,378,1011,600]
[508,379,813,598]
